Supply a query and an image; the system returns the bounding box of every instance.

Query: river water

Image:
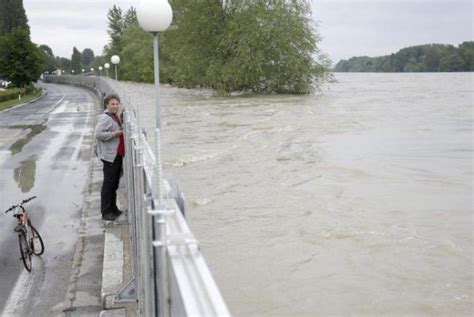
[116,73,473,316]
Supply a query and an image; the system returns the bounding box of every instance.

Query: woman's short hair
[104,94,120,106]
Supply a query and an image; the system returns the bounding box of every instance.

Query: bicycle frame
[4,196,44,271]
[13,207,29,234]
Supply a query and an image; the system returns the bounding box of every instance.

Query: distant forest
[334,42,473,72]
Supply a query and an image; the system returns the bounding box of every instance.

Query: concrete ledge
[99,308,127,317]
[100,183,133,314]
[102,226,124,300]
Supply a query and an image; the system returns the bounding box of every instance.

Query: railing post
[134,145,146,314]
[152,209,170,317]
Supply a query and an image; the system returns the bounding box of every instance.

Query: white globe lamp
[111,55,120,80]
[104,63,110,77]
[137,0,173,32]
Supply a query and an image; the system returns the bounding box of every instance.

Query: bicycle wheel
[19,234,32,272]
[29,225,44,255]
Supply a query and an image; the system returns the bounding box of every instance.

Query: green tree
[39,44,57,73]
[81,48,95,67]
[56,57,71,73]
[121,25,153,82]
[105,1,331,93]
[161,0,224,87]
[404,57,423,72]
[91,55,106,73]
[439,53,465,72]
[423,49,440,72]
[0,0,29,35]
[161,0,331,94]
[0,28,44,86]
[458,41,474,71]
[123,7,138,29]
[104,5,123,57]
[71,46,82,73]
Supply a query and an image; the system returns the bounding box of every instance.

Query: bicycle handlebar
[22,196,36,204]
[4,196,36,213]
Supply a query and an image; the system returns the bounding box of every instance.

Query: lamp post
[104,63,110,77]
[98,66,103,76]
[81,68,85,74]
[90,67,94,74]
[111,55,120,80]
[137,0,172,130]
[71,70,75,75]
[137,1,173,316]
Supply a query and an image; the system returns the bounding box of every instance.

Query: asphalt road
[0,83,98,316]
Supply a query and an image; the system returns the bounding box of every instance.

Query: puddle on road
[9,121,47,155]
[13,157,37,192]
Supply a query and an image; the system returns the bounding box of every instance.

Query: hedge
[0,87,40,102]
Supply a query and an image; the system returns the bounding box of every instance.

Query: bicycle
[4,196,44,271]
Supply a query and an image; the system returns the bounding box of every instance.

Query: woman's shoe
[102,213,117,221]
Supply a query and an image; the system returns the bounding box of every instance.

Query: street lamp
[71,70,75,75]
[137,2,173,316]
[104,63,110,77]
[137,0,172,129]
[90,67,94,74]
[81,68,85,73]
[111,55,120,80]
[98,66,103,76]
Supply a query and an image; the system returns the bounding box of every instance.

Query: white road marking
[1,259,36,316]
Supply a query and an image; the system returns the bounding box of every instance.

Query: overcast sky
[24,0,473,64]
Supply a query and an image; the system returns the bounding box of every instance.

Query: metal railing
[44,75,231,317]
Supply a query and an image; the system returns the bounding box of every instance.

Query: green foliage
[0,0,29,35]
[0,0,43,86]
[104,5,123,58]
[458,41,474,71]
[123,7,138,28]
[439,53,465,72]
[56,57,71,73]
[120,25,154,82]
[71,46,82,73]
[91,55,107,74]
[0,86,39,103]
[212,0,326,93]
[334,42,474,72]
[161,0,224,88]
[0,88,20,102]
[39,44,56,73]
[81,48,95,67]
[106,1,331,94]
[0,28,44,87]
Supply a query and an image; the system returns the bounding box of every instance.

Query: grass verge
[0,90,42,111]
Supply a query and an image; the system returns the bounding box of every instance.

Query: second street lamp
[104,63,110,77]
[111,55,120,80]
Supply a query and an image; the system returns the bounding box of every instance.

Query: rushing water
[116,73,473,316]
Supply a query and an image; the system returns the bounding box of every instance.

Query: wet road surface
[0,83,97,315]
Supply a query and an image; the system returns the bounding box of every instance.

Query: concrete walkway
[60,104,134,316]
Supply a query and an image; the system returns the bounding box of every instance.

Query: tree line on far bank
[334,42,474,72]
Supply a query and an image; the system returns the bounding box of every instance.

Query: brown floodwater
[116,73,473,316]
